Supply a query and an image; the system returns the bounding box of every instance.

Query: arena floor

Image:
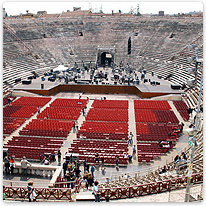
[3,91,191,189]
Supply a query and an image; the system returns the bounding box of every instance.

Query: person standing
[57,150,62,165]
[91,164,95,177]
[75,121,79,132]
[21,156,31,176]
[180,122,185,133]
[115,156,119,170]
[9,156,15,175]
[3,156,10,175]
[132,145,136,156]
[63,161,68,177]
[93,181,101,202]
[37,106,40,114]
[73,121,76,133]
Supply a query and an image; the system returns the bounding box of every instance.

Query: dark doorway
[101,52,112,67]
[128,37,131,55]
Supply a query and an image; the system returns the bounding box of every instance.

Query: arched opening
[101,52,112,67]
[128,37,131,55]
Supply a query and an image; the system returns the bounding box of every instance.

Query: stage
[13,72,183,98]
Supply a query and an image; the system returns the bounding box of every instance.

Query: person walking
[27,181,36,202]
[128,132,133,145]
[21,156,31,176]
[93,181,101,202]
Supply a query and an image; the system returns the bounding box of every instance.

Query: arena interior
[3,7,203,202]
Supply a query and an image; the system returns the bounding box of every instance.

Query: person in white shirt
[93,181,101,202]
[128,132,133,145]
[21,156,31,176]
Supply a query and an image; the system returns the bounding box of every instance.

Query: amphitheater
[3,8,203,202]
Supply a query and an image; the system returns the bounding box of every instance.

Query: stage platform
[13,72,183,98]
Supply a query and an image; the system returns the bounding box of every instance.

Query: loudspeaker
[22,80,31,85]
[15,78,21,83]
[41,84,44,89]
[171,84,181,90]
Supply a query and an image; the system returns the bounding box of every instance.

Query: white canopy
[53,65,67,72]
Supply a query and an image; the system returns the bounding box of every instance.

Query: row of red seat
[136,123,180,137]
[21,119,74,131]
[173,101,189,121]
[69,99,129,165]
[134,100,171,110]
[11,136,64,143]
[78,154,128,165]
[173,100,188,111]
[11,96,51,106]
[79,121,128,134]
[137,135,178,142]
[3,118,26,135]
[4,145,57,160]
[37,107,82,120]
[72,139,128,148]
[6,136,64,148]
[137,142,175,154]
[50,98,88,108]
[179,110,190,121]
[86,108,128,122]
[4,105,37,118]
[135,109,179,123]
[77,133,127,140]
[91,100,128,109]
[19,130,70,138]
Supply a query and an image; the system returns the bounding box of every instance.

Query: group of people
[62,160,81,188]
[3,155,15,175]
[40,153,56,165]
[3,155,32,177]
